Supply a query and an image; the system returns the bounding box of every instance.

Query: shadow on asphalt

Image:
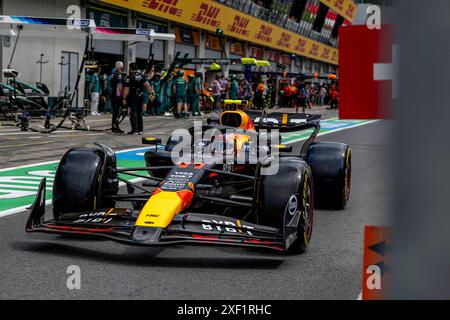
[12,241,285,270]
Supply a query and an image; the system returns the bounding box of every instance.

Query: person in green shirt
[101,73,112,114]
[85,72,92,102]
[173,70,188,119]
[89,69,101,116]
[149,72,162,115]
[165,74,175,116]
[142,78,151,117]
[187,74,201,116]
[229,74,239,101]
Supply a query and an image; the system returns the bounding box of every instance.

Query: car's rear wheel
[341,148,352,208]
[307,142,352,210]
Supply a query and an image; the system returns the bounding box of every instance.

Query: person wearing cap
[173,70,189,118]
[187,73,201,116]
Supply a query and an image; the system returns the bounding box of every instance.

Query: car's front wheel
[258,157,314,254]
[289,171,314,254]
[52,145,118,220]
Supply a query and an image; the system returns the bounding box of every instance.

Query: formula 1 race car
[26,108,351,254]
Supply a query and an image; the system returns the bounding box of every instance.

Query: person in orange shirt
[328,84,339,110]
[253,82,265,110]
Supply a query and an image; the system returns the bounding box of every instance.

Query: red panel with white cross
[339,25,396,119]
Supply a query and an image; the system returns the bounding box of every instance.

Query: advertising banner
[101,0,339,65]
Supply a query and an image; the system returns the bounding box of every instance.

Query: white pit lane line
[0,130,76,137]
[0,120,380,218]
[0,147,153,218]
[285,120,379,145]
[0,178,145,218]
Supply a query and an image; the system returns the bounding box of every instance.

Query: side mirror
[142,137,162,145]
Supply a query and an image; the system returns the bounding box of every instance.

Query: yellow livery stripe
[135,192,183,228]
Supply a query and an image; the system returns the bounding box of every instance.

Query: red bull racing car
[26,108,351,254]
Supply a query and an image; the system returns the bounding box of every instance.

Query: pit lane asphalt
[0,118,392,300]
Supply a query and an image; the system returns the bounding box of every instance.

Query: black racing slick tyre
[290,171,314,254]
[52,146,119,220]
[307,142,351,210]
[259,157,314,254]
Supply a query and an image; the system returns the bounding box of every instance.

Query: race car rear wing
[247,111,321,130]
[246,111,321,157]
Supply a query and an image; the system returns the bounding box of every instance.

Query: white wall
[1,0,85,105]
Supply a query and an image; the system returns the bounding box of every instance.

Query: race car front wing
[26,179,287,252]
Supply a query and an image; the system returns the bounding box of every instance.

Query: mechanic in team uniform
[195,70,205,115]
[122,63,153,135]
[142,70,151,117]
[229,74,239,100]
[110,61,126,134]
[187,74,201,116]
[149,72,162,115]
[173,70,189,119]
